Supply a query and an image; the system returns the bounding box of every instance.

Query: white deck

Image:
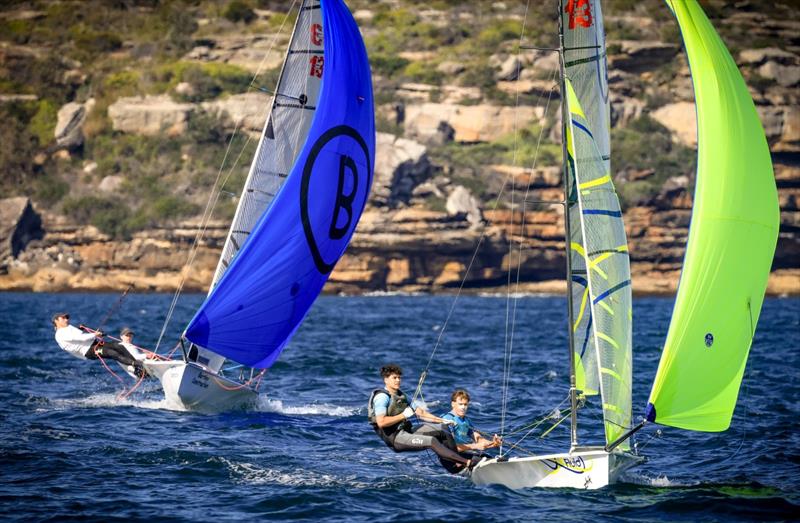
[144,360,257,413]
[470,447,644,490]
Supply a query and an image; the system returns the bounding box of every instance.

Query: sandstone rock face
[496,55,521,81]
[201,91,271,134]
[108,95,193,136]
[0,197,43,263]
[758,105,800,152]
[758,62,800,87]
[651,102,697,146]
[739,47,799,66]
[610,94,645,127]
[404,103,544,144]
[55,99,94,149]
[372,132,432,207]
[98,175,124,194]
[496,79,557,99]
[446,185,483,227]
[609,41,680,73]
[395,83,482,104]
[185,35,285,73]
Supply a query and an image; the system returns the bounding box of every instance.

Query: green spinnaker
[646,0,779,432]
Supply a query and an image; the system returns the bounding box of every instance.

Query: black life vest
[367,388,413,449]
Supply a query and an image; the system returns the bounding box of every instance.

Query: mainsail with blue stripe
[562,0,633,449]
[184,0,375,368]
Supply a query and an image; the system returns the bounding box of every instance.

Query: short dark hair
[380,364,403,378]
[451,389,470,402]
[52,312,69,326]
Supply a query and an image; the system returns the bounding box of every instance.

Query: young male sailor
[52,312,144,378]
[441,389,501,454]
[119,327,146,362]
[367,364,474,471]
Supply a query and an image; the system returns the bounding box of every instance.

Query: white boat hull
[144,360,257,413]
[470,447,644,490]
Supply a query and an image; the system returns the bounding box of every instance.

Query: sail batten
[184,0,375,368]
[646,0,779,432]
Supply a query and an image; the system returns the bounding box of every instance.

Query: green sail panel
[646,0,780,432]
[565,75,633,450]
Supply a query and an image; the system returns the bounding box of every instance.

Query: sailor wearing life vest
[367,363,474,472]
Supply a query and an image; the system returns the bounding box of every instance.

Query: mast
[188,0,323,372]
[557,0,579,450]
[210,1,308,290]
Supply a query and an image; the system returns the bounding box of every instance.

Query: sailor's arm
[470,429,501,449]
[58,327,98,343]
[414,407,452,425]
[375,410,412,428]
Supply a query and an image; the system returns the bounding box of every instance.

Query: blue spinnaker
[184,0,375,368]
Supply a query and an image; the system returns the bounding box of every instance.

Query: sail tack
[646,0,779,432]
[184,0,375,368]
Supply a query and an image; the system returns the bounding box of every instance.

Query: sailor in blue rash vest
[441,389,501,454]
[367,364,473,471]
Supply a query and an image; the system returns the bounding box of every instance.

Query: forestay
[646,0,779,432]
[184,0,375,368]
[195,0,324,373]
[562,0,633,449]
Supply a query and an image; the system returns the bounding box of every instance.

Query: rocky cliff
[0,0,798,295]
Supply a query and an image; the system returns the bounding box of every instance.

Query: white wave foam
[477,291,557,298]
[219,457,370,488]
[47,392,177,411]
[362,290,425,297]
[621,471,676,487]
[254,396,357,416]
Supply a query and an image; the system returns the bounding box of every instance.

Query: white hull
[144,360,257,413]
[470,447,644,490]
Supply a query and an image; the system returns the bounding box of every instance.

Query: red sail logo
[310,23,323,46]
[309,55,324,78]
[565,0,593,29]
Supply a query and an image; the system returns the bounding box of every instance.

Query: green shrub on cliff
[62,196,134,239]
[223,1,256,24]
[612,115,695,208]
[29,100,59,147]
[148,61,252,102]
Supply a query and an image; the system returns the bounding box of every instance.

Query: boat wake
[254,396,358,417]
[219,457,370,488]
[48,392,175,411]
[621,471,679,487]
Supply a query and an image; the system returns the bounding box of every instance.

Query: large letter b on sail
[301,125,372,275]
[330,155,358,240]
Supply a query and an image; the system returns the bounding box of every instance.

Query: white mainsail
[562,0,632,449]
[196,1,324,372]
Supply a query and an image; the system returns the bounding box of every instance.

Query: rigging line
[414,0,557,406]
[718,379,749,464]
[501,65,559,441]
[154,119,241,350]
[502,392,570,436]
[154,126,254,352]
[248,0,298,87]
[500,0,532,447]
[96,283,134,333]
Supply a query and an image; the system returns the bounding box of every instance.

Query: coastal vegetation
[0,0,790,240]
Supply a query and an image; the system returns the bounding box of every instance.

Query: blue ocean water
[0,292,798,521]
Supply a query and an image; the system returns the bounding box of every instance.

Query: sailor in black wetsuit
[367,363,472,472]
